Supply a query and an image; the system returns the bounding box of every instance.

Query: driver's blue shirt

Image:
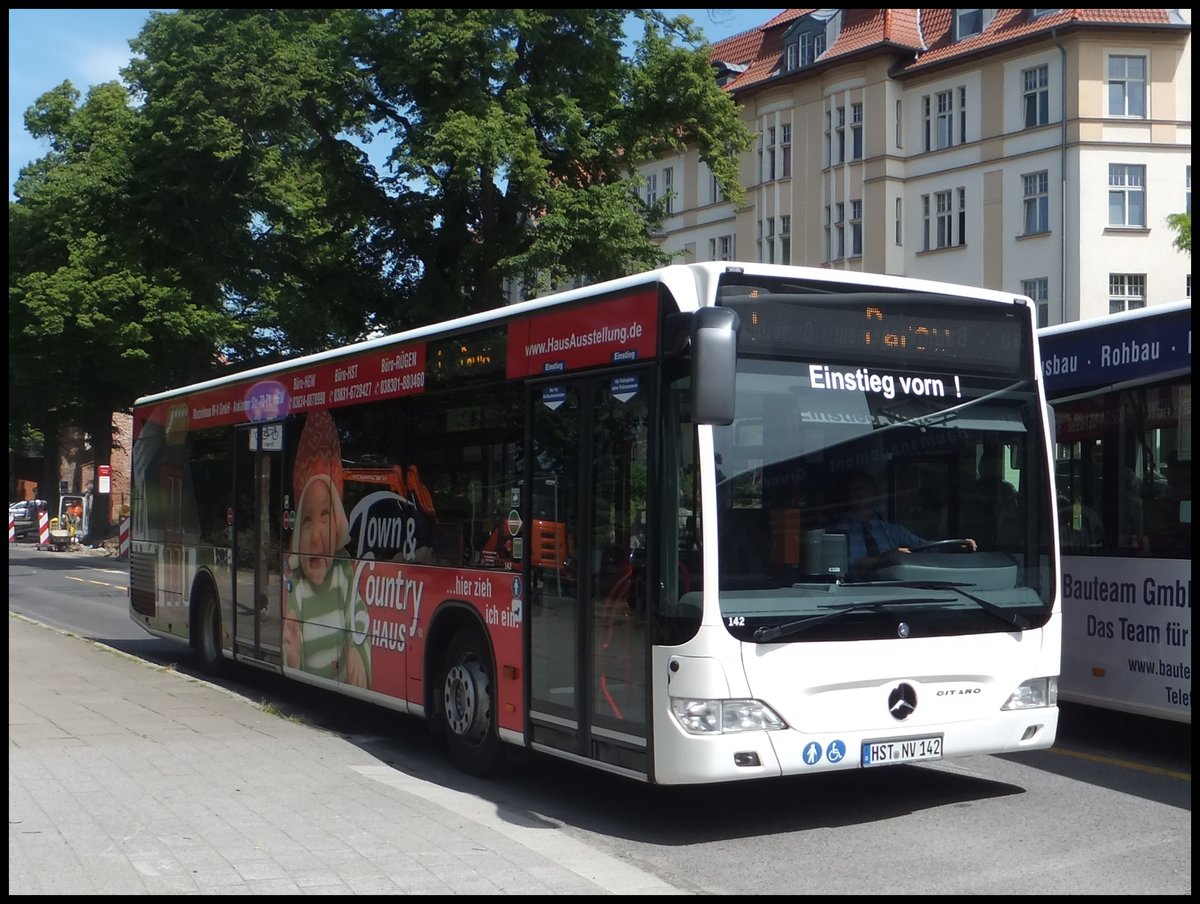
[836,512,928,564]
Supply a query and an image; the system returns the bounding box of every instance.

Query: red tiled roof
[710,8,1190,91]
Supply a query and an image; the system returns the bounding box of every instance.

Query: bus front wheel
[195,587,224,677]
[439,629,504,776]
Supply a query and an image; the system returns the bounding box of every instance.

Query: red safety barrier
[119,517,131,558]
[37,511,50,547]
[8,512,14,544]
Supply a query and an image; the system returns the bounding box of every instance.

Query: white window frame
[663,166,673,214]
[955,9,983,40]
[936,190,953,248]
[1108,164,1146,227]
[1109,273,1146,313]
[780,123,792,179]
[850,199,863,257]
[1022,277,1050,328]
[780,215,791,265]
[851,103,863,161]
[645,173,657,207]
[1107,54,1147,118]
[800,32,825,67]
[1023,171,1050,234]
[1022,64,1050,128]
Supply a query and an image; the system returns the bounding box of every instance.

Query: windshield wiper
[839,580,1031,629]
[892,581,1032,629]
[753,597,947,642]
[753,582,1031,642]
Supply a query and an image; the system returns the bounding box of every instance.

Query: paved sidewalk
[8,614,685,895]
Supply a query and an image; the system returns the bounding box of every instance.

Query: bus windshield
[707,278,1055,642]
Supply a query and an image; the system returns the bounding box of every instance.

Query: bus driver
[837,471,976,575]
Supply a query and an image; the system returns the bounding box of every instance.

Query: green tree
[9,79,239,535]
[1166,212,1191,254]
[120,8,751,338]
[10,9,751,524]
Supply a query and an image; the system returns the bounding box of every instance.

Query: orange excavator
[341,464,436,519]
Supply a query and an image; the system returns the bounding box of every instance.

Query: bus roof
[1039,299,1192,398]
[135,261,1030,408]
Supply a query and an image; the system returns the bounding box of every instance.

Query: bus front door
[232,424,284,663]
[528,371,652,775]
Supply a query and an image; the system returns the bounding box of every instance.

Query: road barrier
[8,512,13,543]
[119,517,131,558]
[37,511,50,547]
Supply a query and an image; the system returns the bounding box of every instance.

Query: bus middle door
[232,423,284,663]
[528,370,652,775]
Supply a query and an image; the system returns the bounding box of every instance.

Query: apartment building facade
[642,8,1191,326]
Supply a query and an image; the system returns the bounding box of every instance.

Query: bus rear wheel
[195,587,224,677]
[440,629,503,776]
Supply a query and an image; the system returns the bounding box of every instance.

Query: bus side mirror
[692,307,740,425]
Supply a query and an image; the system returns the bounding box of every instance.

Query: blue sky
[8,8,780,200]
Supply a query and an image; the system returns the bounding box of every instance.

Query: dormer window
[783,10,839,72]
[955,9,983,40]
[800,32,825,67]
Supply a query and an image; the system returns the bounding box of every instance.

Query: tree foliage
[1166,212,1191,254]
[9,9,751,476]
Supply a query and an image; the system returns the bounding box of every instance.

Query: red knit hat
[293,409,343,501]
[290,410,350,563]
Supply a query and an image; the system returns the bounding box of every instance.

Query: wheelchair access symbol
[825,740,846,764]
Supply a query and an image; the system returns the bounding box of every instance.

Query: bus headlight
[1001,676,1058,710]
[670,697,787,734]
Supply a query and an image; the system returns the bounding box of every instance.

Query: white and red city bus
[130,262,1060,783]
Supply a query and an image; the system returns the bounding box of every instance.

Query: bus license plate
[861,734,943,767]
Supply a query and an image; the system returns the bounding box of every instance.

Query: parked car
[9,500,47,540]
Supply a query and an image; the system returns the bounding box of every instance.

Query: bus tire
[194,586,224,677]
[439,629,504,776]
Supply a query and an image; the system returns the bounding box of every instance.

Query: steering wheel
[911,538,975,553]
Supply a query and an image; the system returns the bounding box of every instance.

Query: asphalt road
[8,543,1191,894]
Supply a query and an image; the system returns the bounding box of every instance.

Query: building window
[780,215,791,265]
[780,124,792,178]
[710,236,734,261]
[957,187,967,246]
[800,31,825,66]
[711,171,724,205]
[895,197,902,245]
[1187,164,1192,216]
[924,190,959,250]
[955,9,983,40]
[824,110,832,166]
[1108,164,1145,227]
[850,200,863,256]
[663,166,673,214]
[645,173,657,207]
[1107,55,1146,118]
[1022,277,1050,328]
[959,86,967,144]
[835,106,845,164]
[1023,171,1050,234]
[785,42,798,71]
[931,190,950,247]
[1109,273,1146,313]
[1022,65,1050,128]
[851,103,863,160]
[924,90,956,151]
[824,206,832,261]
[895,99,902,149]
[835,203,845,259]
